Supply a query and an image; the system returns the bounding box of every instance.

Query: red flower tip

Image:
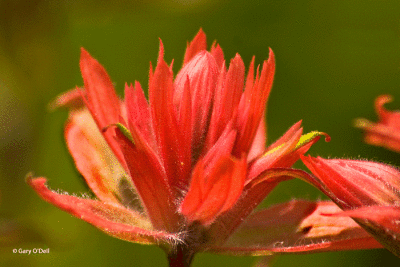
[355,95,400,152]
[375,94,394,122]
[157,39,165,65]
[184,28,207,65]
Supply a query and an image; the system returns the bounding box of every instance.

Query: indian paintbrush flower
[355,95,400,152]
[301,156,400,257]
[28,29,381,266]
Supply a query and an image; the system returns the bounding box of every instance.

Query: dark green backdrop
[1,0,399,266]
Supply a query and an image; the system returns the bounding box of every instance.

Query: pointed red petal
[205,62,227,148]
[248,113,267,161]
[149,41,191,191]
[27,177,180,244]
[234,49,275,155]
[176,77,193,186]
[178,159,205,217]
[114,128,182,232]
[244,57,266,161]
[125,82,157,151]
[244,56,255,94]
[269,121,302,150]
[202,127,237,175]
[80,48,121,127]
[150,40,175,148]
[79,48,126,168]
[218,156,247,214]
[210,42,225,69]
[207,54,245,147]
[247,123,303,181]
[180,155,247,226]
[203,62,227,151]
[183,28,207,65]
[210,200,382,255]
[175,51,220,159]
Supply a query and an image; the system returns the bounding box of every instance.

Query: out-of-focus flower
[355,95,400,152]
[301,156,400,257]
[28,30,378,265]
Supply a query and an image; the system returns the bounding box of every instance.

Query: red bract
[355,95,400,152]
[301,156,400,257]
[28,30,375,266]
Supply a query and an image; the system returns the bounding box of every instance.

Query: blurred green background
[1,0,400,266]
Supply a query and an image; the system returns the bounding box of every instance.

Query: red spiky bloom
[28,30,379,266]
[355,95,400,152]
[301,156,400,257]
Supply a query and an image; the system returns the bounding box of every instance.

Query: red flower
[28,30,376,265]
[355,95,400,152]
[301,156,400,257]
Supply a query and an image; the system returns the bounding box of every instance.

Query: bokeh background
[1,0,400,266]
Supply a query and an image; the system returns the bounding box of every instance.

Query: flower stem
[167,243,195,267]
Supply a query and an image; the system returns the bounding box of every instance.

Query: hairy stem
[167,243,195,267]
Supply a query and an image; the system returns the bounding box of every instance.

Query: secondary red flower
[301,156,400,257]
[28,30,376,265]
[355,95,400,152]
